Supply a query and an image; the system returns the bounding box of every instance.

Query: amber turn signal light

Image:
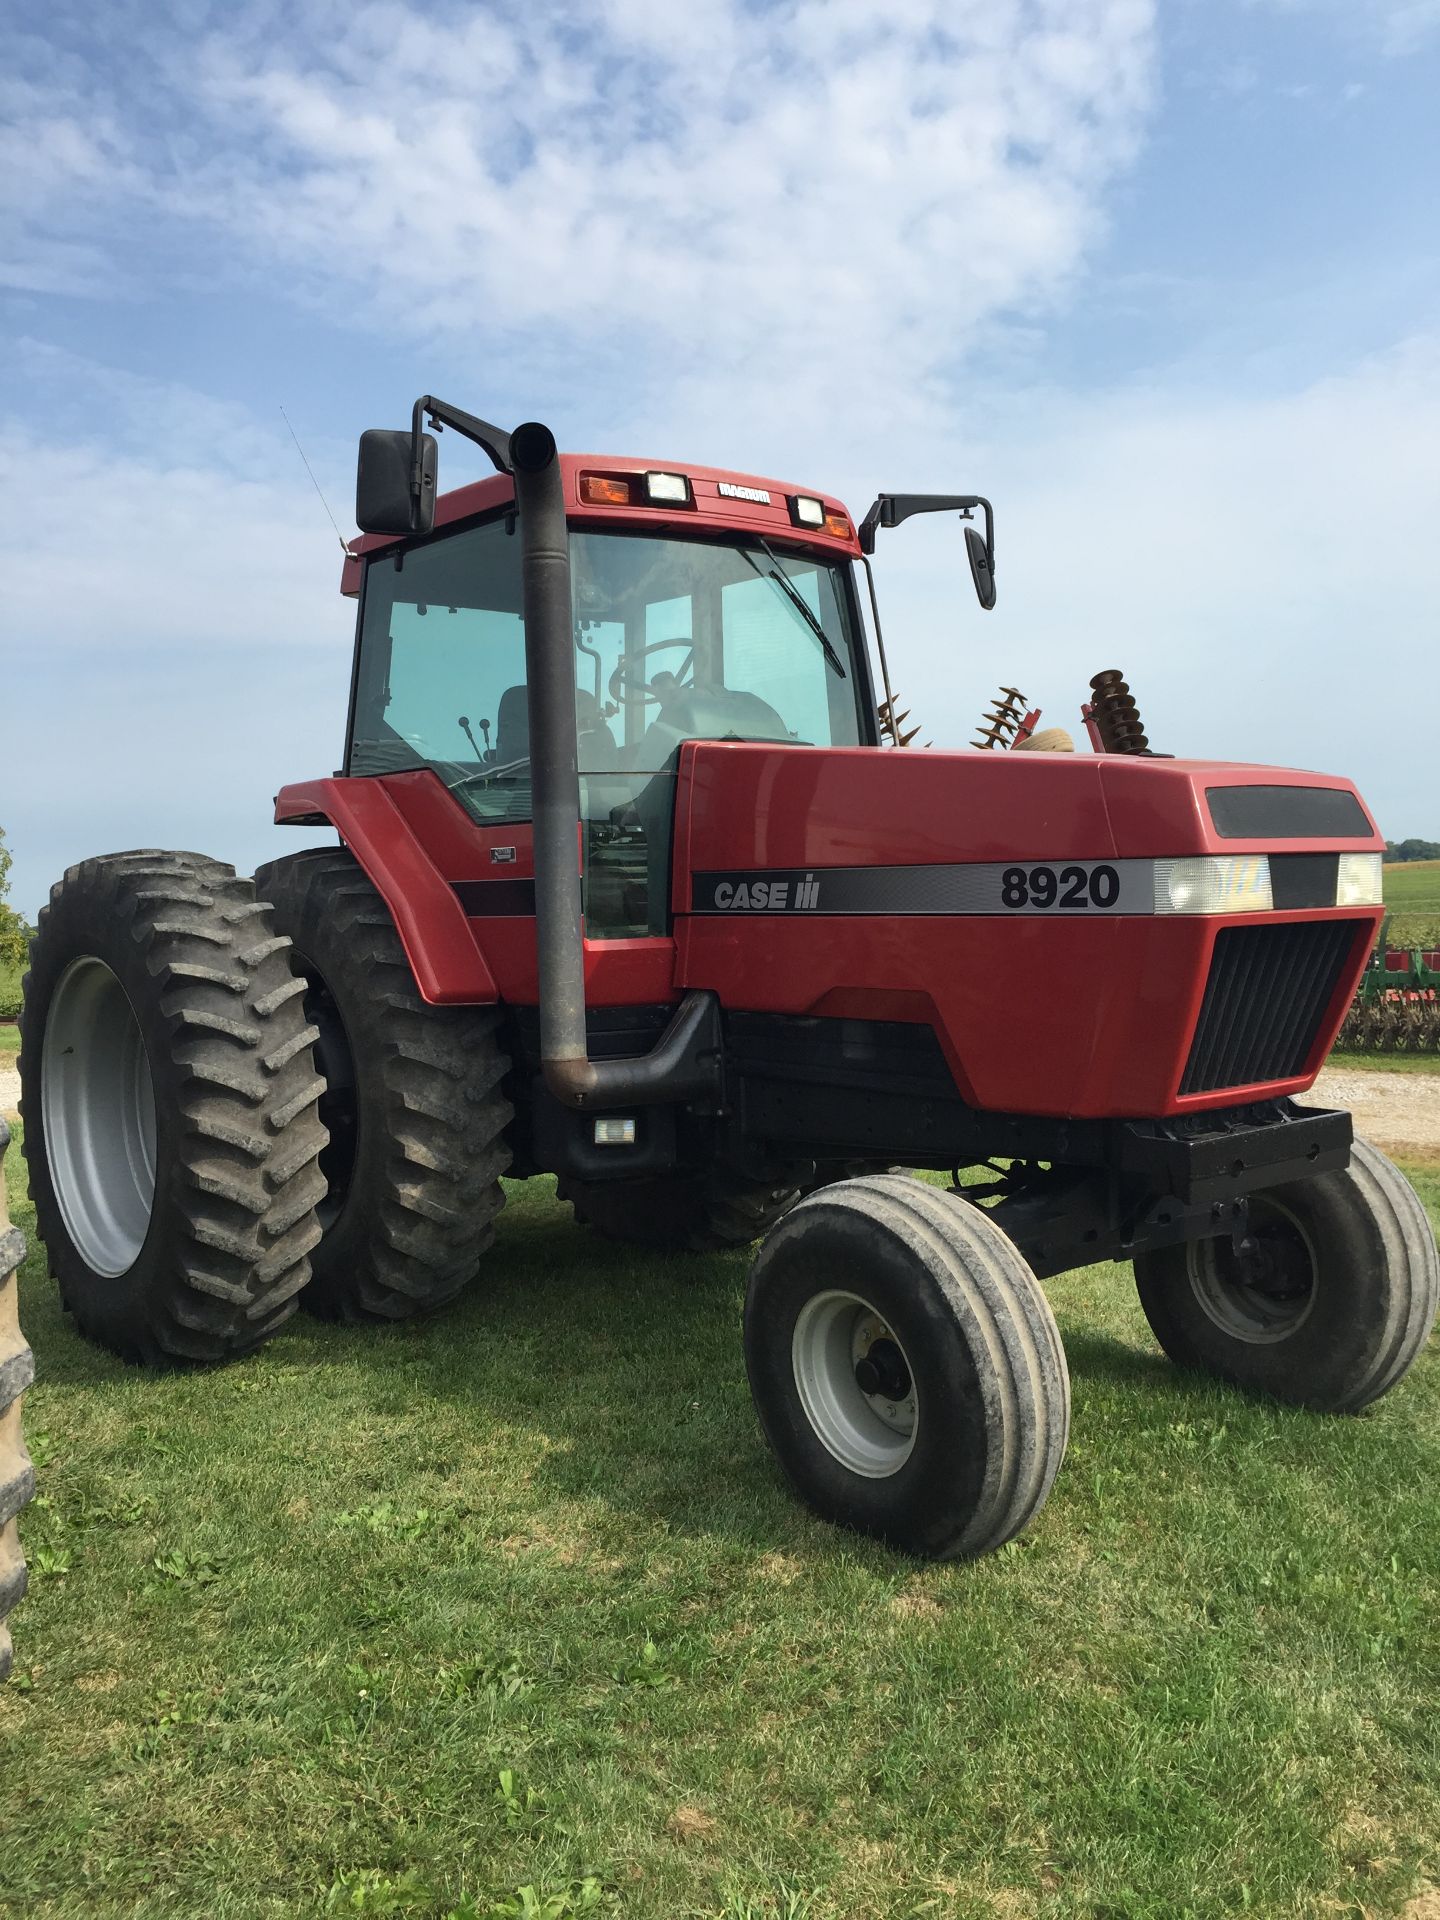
[581,474,634,506]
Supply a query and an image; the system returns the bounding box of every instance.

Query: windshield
[348,517,867,934]
[568,529,865,768]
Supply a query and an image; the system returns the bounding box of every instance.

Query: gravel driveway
[1311,1066,1440,1161]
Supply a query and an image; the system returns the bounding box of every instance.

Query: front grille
[1180,920,1362,1095]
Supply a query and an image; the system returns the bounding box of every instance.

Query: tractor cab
[345,452,876,936]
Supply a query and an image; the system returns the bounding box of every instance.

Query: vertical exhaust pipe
[506,423,717,1110]
[507,424,588,1092]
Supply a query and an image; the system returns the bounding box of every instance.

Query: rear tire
[18,852,327,1364]
[253,849,513,1321]
[1,1117,33,1681]
[559,1165,802,1252]
[1134,1138,1439,1411]
[744,1173,1070,1559]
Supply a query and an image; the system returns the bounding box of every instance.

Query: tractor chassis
[508,1002,1353,1280]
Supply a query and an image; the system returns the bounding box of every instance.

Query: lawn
[1326,1050,1440,1076]
[2,1127,1438,1920]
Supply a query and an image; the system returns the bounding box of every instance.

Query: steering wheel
[608,638,696,706]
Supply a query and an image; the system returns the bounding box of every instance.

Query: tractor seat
[492,685,620,769]
[493,685,529,766]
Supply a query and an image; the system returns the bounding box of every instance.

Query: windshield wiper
[741,540,847,679]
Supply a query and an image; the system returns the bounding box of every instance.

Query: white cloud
[0,72,142,295]
[3,1,1156,453]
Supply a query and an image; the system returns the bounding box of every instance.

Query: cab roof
[342,453,859,595]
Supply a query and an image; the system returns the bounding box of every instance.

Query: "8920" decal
[1000,864,1121,910]
[689,858,1149,915]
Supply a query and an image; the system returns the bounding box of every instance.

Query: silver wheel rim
[1189,1196,1317,1344]
[791,1290,918,1478]
[41,956,157,1277]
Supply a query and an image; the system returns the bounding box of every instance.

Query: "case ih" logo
[711,874,821,910]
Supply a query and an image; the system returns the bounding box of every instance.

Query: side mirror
[857,491,997,610]
[356,428,437,536]
[965,525,996,610]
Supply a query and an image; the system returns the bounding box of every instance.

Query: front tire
[744,1174,1070,1560]
[253,849,513,1322]
[1134,1138,1439,1412]
[19,852,327,1364]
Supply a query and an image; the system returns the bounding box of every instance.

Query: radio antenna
[280,404,352,555]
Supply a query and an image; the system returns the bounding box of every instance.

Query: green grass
[2,1129,1439,1920]
[1325,1049,1440,1076]
[0,1022,19,1055]
[0,957,21,1027]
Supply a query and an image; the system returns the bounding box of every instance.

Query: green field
[1383,859,1440,908]
[1384,859,1440,950]
[2,1125,1438,1919]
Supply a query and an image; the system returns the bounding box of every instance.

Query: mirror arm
[857,491,996,605]
[409,395,516,518]
[860,491,992,550]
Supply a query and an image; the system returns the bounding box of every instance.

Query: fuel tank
[671,742,1384,1119]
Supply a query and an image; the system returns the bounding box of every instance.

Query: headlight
[1154,855,1274,914]
[1335,852,1384,907]
[644,471,692,504]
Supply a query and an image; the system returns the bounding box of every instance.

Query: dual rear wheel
[252,850,513,1322]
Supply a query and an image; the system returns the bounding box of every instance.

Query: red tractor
[18,399,1438,1561]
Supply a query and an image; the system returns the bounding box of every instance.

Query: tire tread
[19,851,328,1365]
[745,1172,1070,1560]
[253,849,513,1322]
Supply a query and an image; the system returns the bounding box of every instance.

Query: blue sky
[2,0,1437,919]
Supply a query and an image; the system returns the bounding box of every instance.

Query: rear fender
[273,777,498,1004]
